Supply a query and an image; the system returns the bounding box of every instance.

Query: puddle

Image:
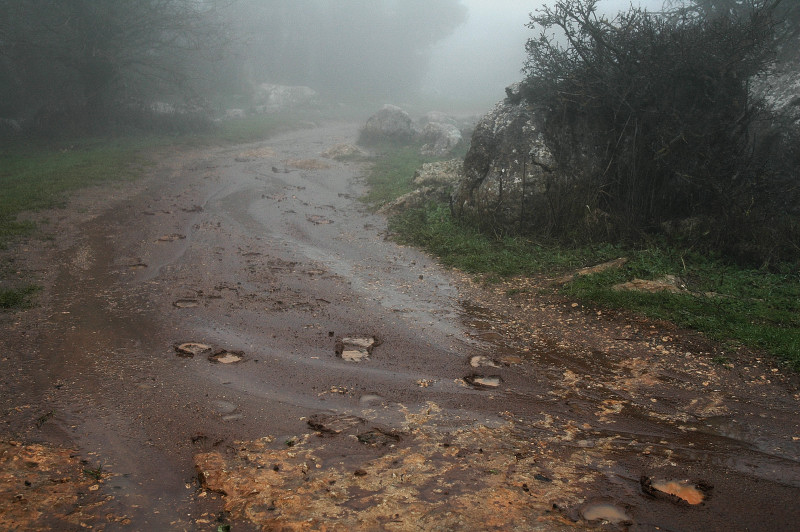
[357,429,401,447]
[175,342,213,358]
[307,413,365,436]
[580,501,631,524]
[208,351,244,364]
[470,355,501,368]
[644,478,708,505]
[211,400,237,415]
[464,374,502,389]
[336,337,378,362]
[359,394,384,406]
[173,299,200,308]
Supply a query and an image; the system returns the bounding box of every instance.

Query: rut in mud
[1,123,800,531]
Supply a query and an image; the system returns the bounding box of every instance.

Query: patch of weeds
[712,355,732,367]
[35,410,54,428]
[285,438,296,447]
[506,288,530,297]
[0,284,40,309]
[83,465,103,480]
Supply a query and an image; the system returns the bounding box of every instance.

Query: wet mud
[1,122,799,530]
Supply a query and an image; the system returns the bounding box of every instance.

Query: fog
[423,0,668,110]
[0,0,679,133]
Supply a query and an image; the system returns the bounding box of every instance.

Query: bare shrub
[521,0,800,264]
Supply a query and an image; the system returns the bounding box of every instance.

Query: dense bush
[520,0,800,265]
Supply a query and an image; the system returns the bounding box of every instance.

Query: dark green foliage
[521,0,800,265]
[0,284,39,309]
[0,0,225,134]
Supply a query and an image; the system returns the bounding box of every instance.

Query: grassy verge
[365,146,800,369]
[0,114,302,248]
[0,113,307,314]
[0,285,40,310]
[360,145,430,206]
[0,137,154,246]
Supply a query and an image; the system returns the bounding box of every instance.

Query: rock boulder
[451,83,555,232]
[420,122,462,157]
[254,84,318,113]
[360,105,417,144]
[379,159,463,216]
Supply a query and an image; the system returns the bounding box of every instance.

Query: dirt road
[2,123,800,530]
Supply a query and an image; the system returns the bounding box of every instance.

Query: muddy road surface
[2,123,800,531]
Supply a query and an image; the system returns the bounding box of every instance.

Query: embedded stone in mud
[307,214,333,225]
[208,351,244,364]
[335,337,378,362]
[643,477,708,505]
[580,501,631,524]
[173,299,199,308]
[470,355,501,368]
[357,429,401,447]
[464,374,502,389]
[175,342,213,358]
[156,233,186,242]
[307,413,365,436]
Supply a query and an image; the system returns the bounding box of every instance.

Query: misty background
[0,0,672,134]
[423,0,665,108]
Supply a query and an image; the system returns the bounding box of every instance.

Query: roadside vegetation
[0,113,305,311]
[0,114,302,248]
[359,0,800,369]
[363,146,800,370]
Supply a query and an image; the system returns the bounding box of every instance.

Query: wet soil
[2,123,799,530]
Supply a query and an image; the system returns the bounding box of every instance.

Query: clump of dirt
[239,147,276,159]
[0,441,111,530]
[194,404,593,531]
[320,144,364,160]
[285,158,331,170]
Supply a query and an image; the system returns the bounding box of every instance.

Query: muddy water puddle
[643,477,708,505]
[464,374,502,389]
[580,501,631,524]
[208,350,244,364]
[174,342,213,357]
[335,336,379,362]
[172,298,200,308]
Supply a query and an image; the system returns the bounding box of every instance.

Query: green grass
[366,146,800,369]
[360,144,430,207]
[204,113,305,145]
[360,140,469,208]
[562,251,800,368]
[390,204,620,276]
[0,284,40,309]
[0,114,308,248]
